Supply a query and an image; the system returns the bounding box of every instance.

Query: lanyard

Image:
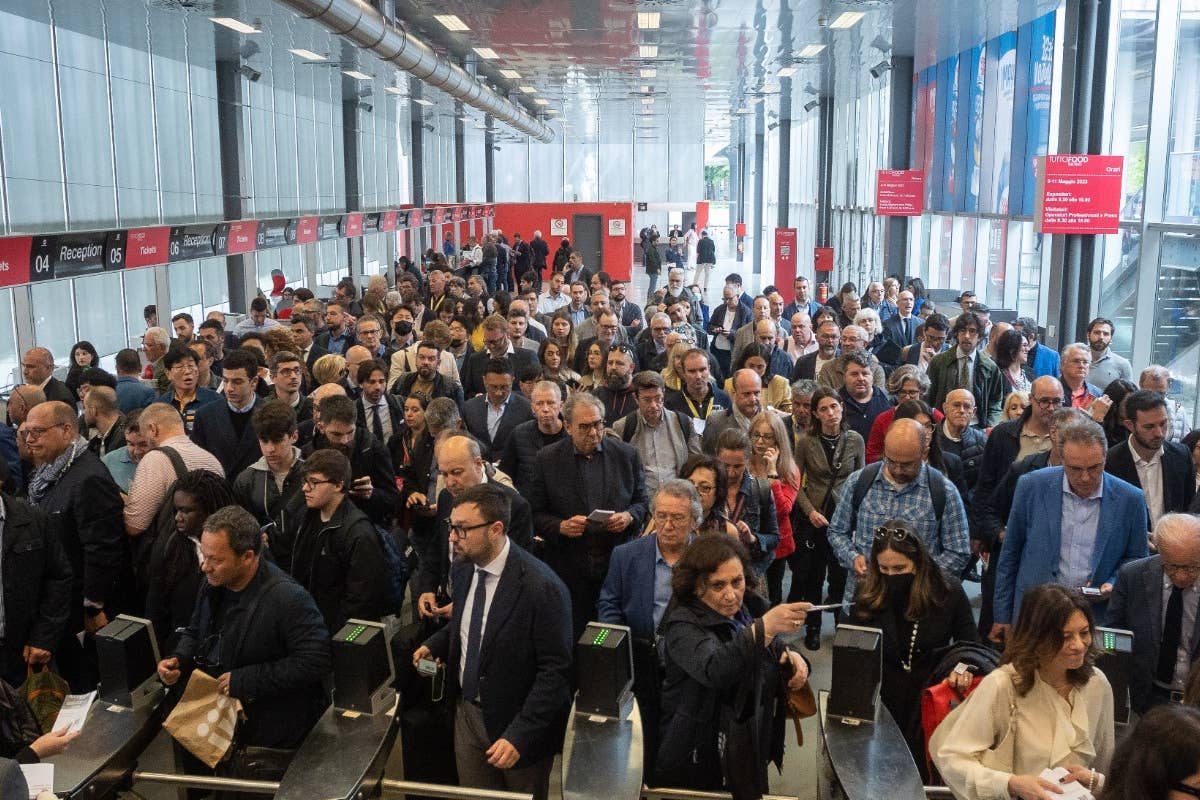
[684,390,713,420]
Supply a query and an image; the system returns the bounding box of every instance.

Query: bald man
[937,388,987,493]
[5,384,45,427]
[21,348,76,405]
[826,418,971,606]
[702,369,766,454]
[1109,513,1200,712]
[297,381,347,448]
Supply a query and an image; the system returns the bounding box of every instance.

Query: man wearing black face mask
[390,308,417,350]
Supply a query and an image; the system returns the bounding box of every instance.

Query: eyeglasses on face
[448,520,493,538]
[652,511,689,527]
[302,477,336,489]
[1034,396,1065,408]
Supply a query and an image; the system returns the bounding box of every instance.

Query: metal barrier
[133,773,533,799]
[642,790,797,800]
[379,780,532,799]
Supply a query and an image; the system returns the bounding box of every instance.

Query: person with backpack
[287,449,394,632]
[850,521,977,781]
[826,418,971,610]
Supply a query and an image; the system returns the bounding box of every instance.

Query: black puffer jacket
[498,419,569,496]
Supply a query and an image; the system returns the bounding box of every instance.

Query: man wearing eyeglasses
[528,393,649,638]
[572,310,631,376]
[1108,513,1200,713]
[937,389,987,492]
[1060,342,1105,412]
[25,400,125,690]
[612,373,701,494]
[461,315,540,399]
[926,311,1004,427]
[574,289,612,342]
[993,419,1148,641]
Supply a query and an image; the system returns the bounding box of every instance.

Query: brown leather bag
[780,665,817,746]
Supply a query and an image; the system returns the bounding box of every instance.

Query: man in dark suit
[24,400,126,691]
[882,290,919,351]
[291,315,330,381]
[791,321,840,382]
[464,359,535,462]
[528,393,649,637]
[1105,390,1195,528]
[414,484,572,800]
[1107,513,1200,712]
[461,315,539,398]
[21,347,77,405]
[355,359,404,447]
[191,349,265,479]
[302,394,400,526]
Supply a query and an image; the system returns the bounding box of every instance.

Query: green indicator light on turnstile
[346,624,367,643]
[593,629,610,646]
[1103,632,1115,651]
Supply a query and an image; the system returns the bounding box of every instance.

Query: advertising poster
[963,45,985,213]
[930,59,952,212]
[941,54,959,212]
[989,31,1018,215]
[919,66,938,207]
[1021,12,1057,216]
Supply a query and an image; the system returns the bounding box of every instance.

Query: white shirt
[537,290,571,315]
[1129,438,1165,525]
[458,536,511,687]
[487,395,511,441]
[366,396,393,442]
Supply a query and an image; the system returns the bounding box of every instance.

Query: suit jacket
[1107,555,1200,713]
[882,314,918,350]
[190,398,265,479]
[790,351,821,382]
[464,393,535,462]
[597,534,664,641]
[460,349,539,399]
[357,393,404,442]
[302,343,331,374]
[927,347,1005,427]
[42,376,77,405]
[423,542,573,767]
[994,468,1149,625]
[1105,439,1195,525]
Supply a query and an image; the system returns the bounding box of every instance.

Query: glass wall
[0,290,18,388]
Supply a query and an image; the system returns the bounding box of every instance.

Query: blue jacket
[597,534,664,641]
[1028,343,1060,378]
[994,468,1149,625]
[116,375,156,413]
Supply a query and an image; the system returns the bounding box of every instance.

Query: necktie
[902,317,909,343]
[1158,585,1184,685]
[461,568,488,701]
[372,404,385,442]
[958,356,970,391]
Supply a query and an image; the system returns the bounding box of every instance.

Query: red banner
[226,221,258,255]
[380,211,397,232]
[814,247,833,274]
[774,228,798,291]
[124,227,171,268]
[1036,155,1124,234]
[876,170,926,216]
[343,213,363,238]
[735,222,746,238]
[295,216,319,244]
[0,236,32,287]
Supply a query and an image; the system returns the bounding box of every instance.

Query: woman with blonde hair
[1002,390,1030,422]
[311,353,347,386]
[661,340,692,391]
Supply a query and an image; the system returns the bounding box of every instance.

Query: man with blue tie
[882,290,919,351]
[414,484,572,800]
[992,419,1149,642]
[597,478,698,780]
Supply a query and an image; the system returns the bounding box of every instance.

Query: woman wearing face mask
[851,522,977,780]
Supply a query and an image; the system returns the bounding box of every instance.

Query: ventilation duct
[272,0,554,142]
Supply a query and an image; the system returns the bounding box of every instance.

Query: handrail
[132,771,279,794]
[379,780,532,799]
[642,789,797,800]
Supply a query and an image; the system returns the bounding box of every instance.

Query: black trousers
[785,535,845,631]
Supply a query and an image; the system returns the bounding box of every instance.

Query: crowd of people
[2,238,1200,800]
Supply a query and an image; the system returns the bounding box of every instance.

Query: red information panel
[124,227,171,268]
[876,170,926,216]
[343,213,363,238]
[0,236,32,287]
[735,222,746,238]
[380,211,397,232]
[814,247,834,274]
[774,228,797,290]
[226,221,258,255]
[295,216,319,244]
[1036,155,1124,234]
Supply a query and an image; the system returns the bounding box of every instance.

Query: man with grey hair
[574,289,611,342]
[597,477,700,778]
[1060,342,1104,412]
[789,378,819,450]
[731,295,774,367]
[992,419,1149,641]
[529,391,649,637]
[1108,512,1200,712]
[500,380,568,496]
[1140,364,1190,443]
[612,371,701,494]
[817,325,886,390]
[141,328,172,394]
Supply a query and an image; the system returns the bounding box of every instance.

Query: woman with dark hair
[457,296,486,351]
[1182,429,1200,493]
[993,329,1033,394]
[65,340,100,399]
[812,305,838,331]
[145,470,236,650]
[932,584,1115,800]
[906,277,927,313]
[1099,379,1138,448]
[538,337,580,391]
[577,341,609,392]
[724,343,793,412]
[893,399,969,497]
[852,522,976,779]
[392,392,434,510]
[1098,704,1200,800]
[548,309,579,364]
[679,454,740,538]
[656,535,811,795]
[552,238,573,273]
[789,386,865,650]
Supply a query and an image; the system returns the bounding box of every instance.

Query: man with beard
[612,372,701,494]
[591,345,638,426]
[792,321,840,382]
[302,394,399,526]
[461,315,539,399]
[392,338,465,411]
[1105,390,1194,526]
[573,310,630,375]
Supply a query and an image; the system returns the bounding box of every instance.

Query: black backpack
[847,461,946,533]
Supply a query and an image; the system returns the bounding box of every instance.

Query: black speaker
[575,623,633,718]
[332,619,396,714]
[1095,627,1134,725]
[828,624,882,724]
[96,615,160,710]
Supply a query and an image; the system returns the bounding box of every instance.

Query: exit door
[573,214,603,273]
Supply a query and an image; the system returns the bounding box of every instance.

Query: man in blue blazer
[992,420,1149,641]
[597,478,697,781]
[1107,513,1200,712]
[415,484,572,800]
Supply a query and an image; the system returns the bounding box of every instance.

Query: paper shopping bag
[162,670,244,768]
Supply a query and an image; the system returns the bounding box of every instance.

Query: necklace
[900,620,920,673]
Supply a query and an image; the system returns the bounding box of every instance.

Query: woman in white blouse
[932,584,1114,800]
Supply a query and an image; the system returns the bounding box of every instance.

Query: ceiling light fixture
[413,98,434,106]
[473,47,499,59]
[640,85,651,92]
[534,98,550,105]
[799,44,826,58]
[642,97,654,104]
[288,48,326,61]
[829,12,865,29]
[519,85,538,94]
[384,86,404,94]
[640,68,657,78]
[499,69,522,79]
[777,66,797,78]
[639,44,658,58]
[637,12,661,29]
[209,17,260,34]
[343,70,373,80]
[434,14,470,31]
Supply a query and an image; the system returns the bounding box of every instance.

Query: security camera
[238,65,262,82]
[870,60,893,79]
[803,99,820,112]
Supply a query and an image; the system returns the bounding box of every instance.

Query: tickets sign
[876,170,926,216]
[1035,155,1124,234]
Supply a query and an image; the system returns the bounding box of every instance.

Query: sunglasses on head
[874,525,910,541]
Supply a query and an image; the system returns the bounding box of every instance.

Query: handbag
[0,677,43,752]
[928,673,1018,784]
[780,676,817,746]
[20,665,69,735]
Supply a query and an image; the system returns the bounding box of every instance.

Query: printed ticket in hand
[587,509,615,524]
[52,690,97,735]
[1038,767,1094,800]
